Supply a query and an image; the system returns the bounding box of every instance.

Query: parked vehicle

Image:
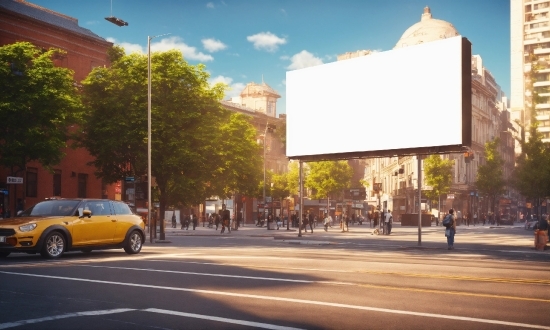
[0,198,145,258]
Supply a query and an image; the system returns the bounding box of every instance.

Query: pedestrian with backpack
[443,208,456,250]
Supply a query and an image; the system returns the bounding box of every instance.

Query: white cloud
[280,8,287,16]
[209,75,245,99]
[152,36,213,62]
[279,55,289,60]
[206,2,215,9]
[107,36,214,62]
[247,32,287,52]
[106,37,144,54]
[286,50,323,70]
[202,38,227,53]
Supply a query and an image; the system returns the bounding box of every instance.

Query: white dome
[394,7,459,49]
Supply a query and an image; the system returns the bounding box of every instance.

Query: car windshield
[19,200,80,217]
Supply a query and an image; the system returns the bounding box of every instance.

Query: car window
[112,202,132,215]
[82,201,111,216]
[19,200,80,217]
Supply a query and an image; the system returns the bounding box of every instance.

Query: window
[53,170,61,196]
[77,173,88,198]
[26,168,38,197]
[113,202,132,215]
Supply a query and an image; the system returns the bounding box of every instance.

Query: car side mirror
[79,209,92,218]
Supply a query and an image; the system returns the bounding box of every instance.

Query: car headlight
[19,223,37,232]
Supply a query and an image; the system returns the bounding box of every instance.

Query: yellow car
[0,198,145,259]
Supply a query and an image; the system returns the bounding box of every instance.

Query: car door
[111,202,134,243]
[79,200,117,245]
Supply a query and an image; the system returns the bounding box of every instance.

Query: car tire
[124,231,143,254]
[40,231,65,259]
[0,251,10,258]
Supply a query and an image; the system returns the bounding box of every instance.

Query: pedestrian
[184,214,190,230]
[220,204,231,234]
[308,211,315,233]
[323,213,332,231]
[266,214,273,230]
[171,211,177,228]
[473,212,478,226]
[302,213,309,232]
[384,209,393,235]
[443,208,457,250]
[192,213,197,230]
[342,213,349,232]
[276,215,282,230]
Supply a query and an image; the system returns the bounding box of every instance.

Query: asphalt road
[0,223,549,330]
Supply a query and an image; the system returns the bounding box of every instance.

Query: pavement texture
[148,221,550,254]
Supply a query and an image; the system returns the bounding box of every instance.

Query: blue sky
[30,0,510,115]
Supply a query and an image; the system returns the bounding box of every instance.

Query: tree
[305,160,353,213]
[80,47,262,219]
[424,155,454,217]
[511,51,550,217]
[0,42,83,172]
[476,138,505,214]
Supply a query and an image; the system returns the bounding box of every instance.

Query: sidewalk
[149,221,549,254]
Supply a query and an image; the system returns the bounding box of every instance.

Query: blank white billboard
[286,36,471,160]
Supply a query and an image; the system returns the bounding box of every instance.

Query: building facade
[0,0,113,216]
[511,0,550,145]
[220,83,287,224]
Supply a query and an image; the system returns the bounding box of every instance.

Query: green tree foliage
[305,160,352,199]
[424,155,454,209]
[286,161,300,196]
[0,42,83,171]
[80,47,262,215]
[476,138,505,213]
[512,51,550,208]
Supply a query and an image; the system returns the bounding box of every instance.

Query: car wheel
[0,251,10,258]
[124,231,143,254]
[40,232,65,259]
[81,248,93,253]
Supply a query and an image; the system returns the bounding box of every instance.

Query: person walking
[323,213,332,231]
[171,211,177,228]
[384,210,393,235]
[302,213,309,233]
[308,211,315,233]
[192,213,197,230]
[443,208,457,250]
[220,204,231,234]
[184,214,190,230]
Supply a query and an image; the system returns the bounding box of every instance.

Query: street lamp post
[147,33,170,243]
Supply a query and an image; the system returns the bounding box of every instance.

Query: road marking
[1,271,549,330]
[76,264,550,303]
[0,309,135,329]
[79,265,312,283]
[150,259,550,286]
[143,308,304,330]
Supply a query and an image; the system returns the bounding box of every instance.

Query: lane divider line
[143,308,304,330]
[0,308,135,329]
[1,271,549,330]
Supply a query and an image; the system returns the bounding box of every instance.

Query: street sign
[7,176,23,184]
[125,177,135,182]
[345,188,366,199]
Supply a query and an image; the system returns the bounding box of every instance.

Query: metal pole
[263,121,268,230]
[298,160,303,237]
[147,36,152,243]
[418,155,422,246]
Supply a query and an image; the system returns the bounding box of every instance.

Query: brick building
[0,0,113,216]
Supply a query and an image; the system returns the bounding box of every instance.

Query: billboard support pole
[418,155,422,246]
[298,160,303,237]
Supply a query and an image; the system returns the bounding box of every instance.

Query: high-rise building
[511,0,550,144]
